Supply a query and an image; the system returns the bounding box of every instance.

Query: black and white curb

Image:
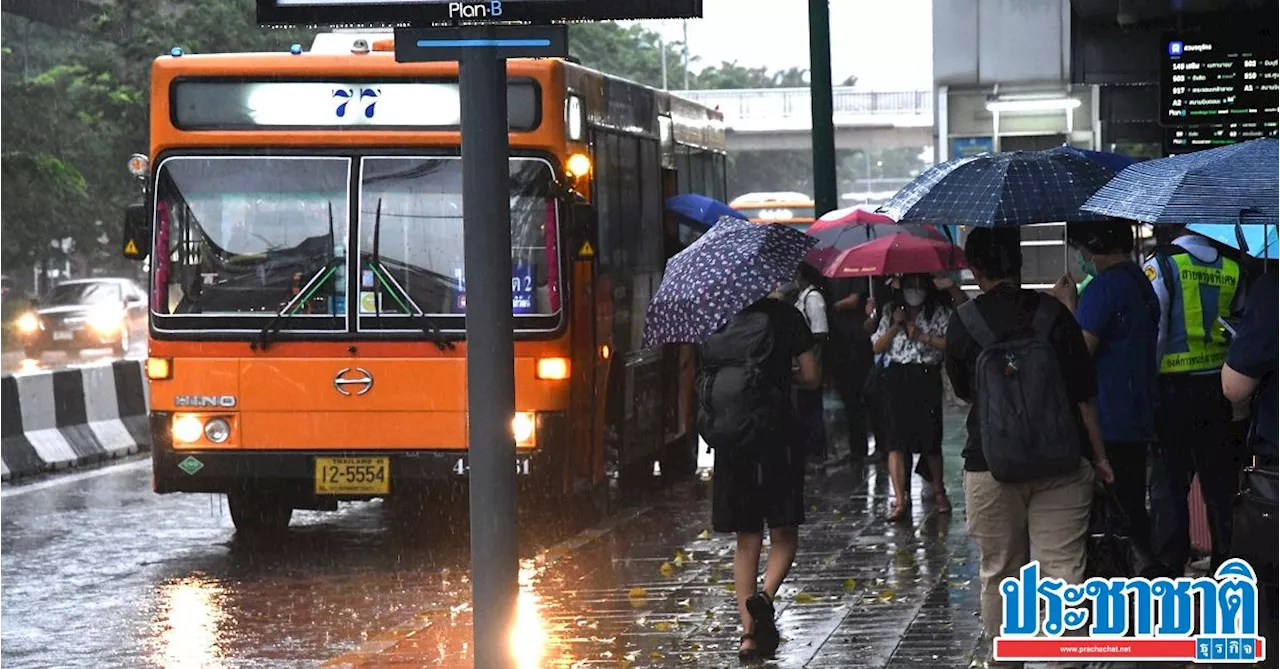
[1,361,149,481]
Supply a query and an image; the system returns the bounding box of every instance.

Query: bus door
[570,201,607,487]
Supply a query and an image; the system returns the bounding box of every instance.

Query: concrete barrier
[1,361,149,481]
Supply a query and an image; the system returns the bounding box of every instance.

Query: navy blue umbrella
[878,150,1116,227]
[665,194,746,228]
[1045,145,1138,174]
[1081,138,1279,226]
[642,217,816,347]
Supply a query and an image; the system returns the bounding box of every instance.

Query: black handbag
[1231,460,1278,586]
[1086,486,1160,580]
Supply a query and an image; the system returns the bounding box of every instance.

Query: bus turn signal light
[146,357,173,380]
[535,357,570,380]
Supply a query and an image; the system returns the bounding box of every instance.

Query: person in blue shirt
[1054,220,1161,546]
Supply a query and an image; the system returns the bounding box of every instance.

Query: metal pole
[459,29,519,669]
[808,0,837,217]
[661,34,668,90]
[681,20,690,89]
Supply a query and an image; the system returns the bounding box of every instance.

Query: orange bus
[728,192,816,231]
[120,32,727,534]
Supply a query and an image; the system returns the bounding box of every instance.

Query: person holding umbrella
[870,273,954,521]
[1051,220,1161,550]
[642,217,821,662]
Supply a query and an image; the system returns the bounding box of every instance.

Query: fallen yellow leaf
[673,554,687,567]
[794,592,815,603]
[659,562,676,577]
[724,583,736,592]
[842,578,857,592]
[654,621,675,632]
[697,529,711,540]
[708,575,719,584]
[628,587,647,599]
[649,651,664,660]
[879,590,895,602]
[705,610,714,619]
[808,504,818,512]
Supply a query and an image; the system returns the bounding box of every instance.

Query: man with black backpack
[697,291,820,663]
[944,228,1114,665]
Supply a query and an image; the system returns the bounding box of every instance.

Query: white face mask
[903,289,927,307]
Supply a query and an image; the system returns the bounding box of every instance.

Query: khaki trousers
[964,459,1095,659]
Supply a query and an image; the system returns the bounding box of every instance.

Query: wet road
[1,410,986,669]
[0,458,614,669]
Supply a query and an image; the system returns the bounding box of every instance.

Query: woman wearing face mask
[871,273,953,521]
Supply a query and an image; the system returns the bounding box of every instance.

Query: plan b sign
[993,558,1266,664]
[257,0,701,27]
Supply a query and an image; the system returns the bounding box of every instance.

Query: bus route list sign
[1160,33,1279,127]
[257,0,702,27]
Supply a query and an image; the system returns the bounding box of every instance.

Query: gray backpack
[957,294,1082,483]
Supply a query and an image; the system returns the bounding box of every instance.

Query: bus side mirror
[121,204,149,261]
[570,203,598,261]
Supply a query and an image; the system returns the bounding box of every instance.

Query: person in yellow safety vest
[1142,224,1248,577]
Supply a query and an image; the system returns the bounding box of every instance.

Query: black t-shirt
[1225,274,1278,458]
[743,297,817,393]
[943,284,1098,472]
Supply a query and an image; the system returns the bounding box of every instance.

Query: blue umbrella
[1187,224,1279,259]
[642,217,816,347]
[878,150,1115,227]
[1045,145,1139,173]
[664,194,746,228]
[1080,137,1279,226]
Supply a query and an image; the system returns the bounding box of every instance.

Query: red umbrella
[804,205,946,271]
[824,233,967,278]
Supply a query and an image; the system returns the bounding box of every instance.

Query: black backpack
[696,309,783,451]
[957,294,1082,483]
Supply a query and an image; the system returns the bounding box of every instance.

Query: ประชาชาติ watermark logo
[994,558,1266,664]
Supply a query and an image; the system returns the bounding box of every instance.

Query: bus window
[356,156,562,327]
[153,156,351,320]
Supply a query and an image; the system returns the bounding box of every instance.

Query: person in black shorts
[709,292,820,662]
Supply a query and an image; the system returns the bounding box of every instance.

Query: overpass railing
[674,87,933,131]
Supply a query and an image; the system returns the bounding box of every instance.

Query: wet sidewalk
[324,411,984,668]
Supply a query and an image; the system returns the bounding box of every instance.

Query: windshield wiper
[370,198,455,352]
[251,258,342,351]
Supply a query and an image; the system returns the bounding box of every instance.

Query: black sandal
[738,633,761,663]
[746,592,779,657]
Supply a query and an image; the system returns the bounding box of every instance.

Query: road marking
[321,498,657,668]
[1,457,149,498]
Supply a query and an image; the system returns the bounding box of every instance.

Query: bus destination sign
[257,0,702,27]
[1160,33,1279,127]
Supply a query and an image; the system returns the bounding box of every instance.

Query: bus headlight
[535,357,570,380]
[512,412,536,446]
[204,418,231,444]
[172,414,204,444]
[16,313,39,334]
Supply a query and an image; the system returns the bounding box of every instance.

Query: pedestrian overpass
[674,87,934,152]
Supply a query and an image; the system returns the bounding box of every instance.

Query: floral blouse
[872,301,952,365]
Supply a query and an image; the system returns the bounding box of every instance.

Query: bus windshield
[150,154,562,332]
[153,156,350,322]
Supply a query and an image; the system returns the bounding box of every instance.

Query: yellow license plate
[314,457,390,495]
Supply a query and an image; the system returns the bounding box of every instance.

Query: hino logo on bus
[334,367,374,396]
[174,395,237,408]
[449,1,502,18]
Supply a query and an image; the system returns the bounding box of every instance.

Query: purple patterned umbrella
[642,216,817,347]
